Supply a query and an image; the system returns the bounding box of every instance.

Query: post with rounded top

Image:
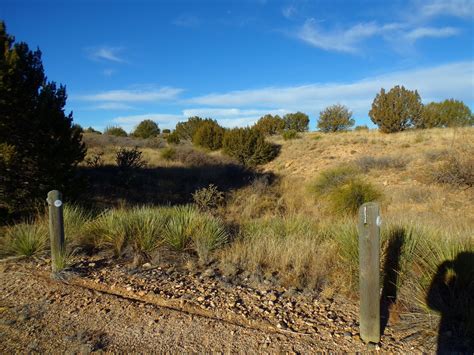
[358,202,381,344]
[47,190,65,274]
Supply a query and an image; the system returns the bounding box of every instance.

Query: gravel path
[0,259,434,353]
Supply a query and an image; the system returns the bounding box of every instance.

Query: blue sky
[1,0,473,131]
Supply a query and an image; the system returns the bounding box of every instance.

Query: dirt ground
[0,258,443,353]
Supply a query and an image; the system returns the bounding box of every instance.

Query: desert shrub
[160,147,176,161]
[162,129,171,134]
[192,120,225,150]
[167,131,181,144]
[356,155,408,172]
[433,152,473,188]
[115,147,147,169]
[222,127,280,166]
[310,165,358,196]
[132,119,160,139]
[104,125,128,137]
[192,184,225,212]
[317,104,355,132]
[3,222,48,257]
[355,125,369,131]
[282,129,299,140]
[84,127,101,134]
[253,114,285,136]
[327,179,382,215]
[417,99,473,128]
[175,116,204,140]
[283,112,310,132]
[85,152,104,168]
[369,85,423,133]
[175,147,216,166]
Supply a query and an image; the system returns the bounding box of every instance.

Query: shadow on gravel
[426,251,474,354]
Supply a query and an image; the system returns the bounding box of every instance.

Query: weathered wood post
[47,190,65,274]
[358,202,381,344]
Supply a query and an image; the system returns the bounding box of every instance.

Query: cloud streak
[419,0,474,19]
[188,61,473,114]
[79,87,184,102]
[87,46,125,63]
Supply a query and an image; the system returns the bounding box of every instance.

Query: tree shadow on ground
[380,227,404,335]
[75,163,273,209]
[426,251,474,354]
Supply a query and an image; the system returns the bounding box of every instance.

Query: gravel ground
[0,258,440,353]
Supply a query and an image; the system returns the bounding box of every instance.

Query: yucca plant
[162,205,200,251]
[192,215,228,264]
[4,222,48,257]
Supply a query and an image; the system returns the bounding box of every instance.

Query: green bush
[354,125,369,131]
[282,129,299,140]
[160,147,176,161]
[84,127,102,134]
[222,127,280,166]
[283,112,310,132]
[104,126,128,137]
[253,114,285,136]
[317,104,354,132]
[166,131,181,145]
[417,99,473,128]
[192,184,224,212]
[115,147,147,169]
[310,165,358,196]
[369,85,423,133]
[192,120,225,150]
[162,129,171,134]
[132,119,160,139]
[175,116,205,140]
[328,179,382,215]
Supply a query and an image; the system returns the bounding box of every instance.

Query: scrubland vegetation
[1,20,473,342]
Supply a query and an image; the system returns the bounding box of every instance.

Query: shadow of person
[380,227,405,335]
[426,251,474,354]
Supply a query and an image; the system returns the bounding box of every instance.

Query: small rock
[142,263,152,269]
[138,290,146,297]
[88,262,96,267]
[343,331,352,338]
[197,296,205,302]
[277,321,288,330]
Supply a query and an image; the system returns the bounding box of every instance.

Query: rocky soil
[0,256,442,353]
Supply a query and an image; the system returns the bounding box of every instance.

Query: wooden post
[358,202,381,344]
[47,190,65,274]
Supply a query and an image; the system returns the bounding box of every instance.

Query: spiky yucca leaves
[3,222,48,257]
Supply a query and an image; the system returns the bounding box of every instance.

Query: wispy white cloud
[93,102,134,110]
[282,5,297,19]
[172,14,201,27]
[188,61,474,116]
[79,87,184,102]
[87,46,125,63]
[419,0,474,19]
[404,26,460,41]
[297,19,402,53]
[102,69,115,77]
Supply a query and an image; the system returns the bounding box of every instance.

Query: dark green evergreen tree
[0,21,86,214]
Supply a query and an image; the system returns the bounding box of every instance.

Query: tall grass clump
[328,179,382,215]
[3,222,48,257]
[63,204,93,245]
[310,165,358,196]
[310,165,382,215]
[220,216,335,290]
[163,205,228,263]
[87,208,133,256]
